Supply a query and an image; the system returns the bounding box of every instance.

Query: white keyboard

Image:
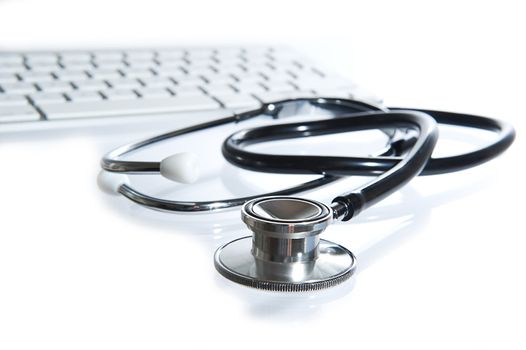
[0,47,363,130]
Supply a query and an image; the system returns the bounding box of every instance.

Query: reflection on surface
[100,165,495,320]
[95,118,501,319]
[214,272,357,320]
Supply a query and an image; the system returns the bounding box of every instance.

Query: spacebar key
[41,96,221,120]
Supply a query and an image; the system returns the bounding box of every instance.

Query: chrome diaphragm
[214,196,356,292]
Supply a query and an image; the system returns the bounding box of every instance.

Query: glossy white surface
[1,1,525,349]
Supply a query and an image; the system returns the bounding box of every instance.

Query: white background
[1,0,525,349]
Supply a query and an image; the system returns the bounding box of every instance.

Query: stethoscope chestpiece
[214,196,356,292]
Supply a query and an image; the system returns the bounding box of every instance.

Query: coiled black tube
[222,106,514,220]
[223,110,439,220]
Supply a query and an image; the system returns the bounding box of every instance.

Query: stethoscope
[98,98,515,291]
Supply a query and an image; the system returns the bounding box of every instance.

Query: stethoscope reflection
[98,164,495,319]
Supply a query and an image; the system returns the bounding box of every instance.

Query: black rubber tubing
[222,108,515,220]
[223,110,440,220]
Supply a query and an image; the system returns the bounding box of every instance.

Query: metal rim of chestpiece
[214,196,357,292]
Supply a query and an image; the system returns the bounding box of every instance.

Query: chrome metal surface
[214,196,356,291]
[214,236,356,292]
[242,196,333,239]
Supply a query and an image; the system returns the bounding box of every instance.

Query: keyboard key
[0,105,40,123]
[173,75,206,87]
[73,80,109,91]
[231,82,267,94]
[273,61,305,74]
[19,72,55,83]
[0,63,27,74]
[172,86,206,97]
[62,62,94,71]
[101,89,138,100]
[157,58,187,68]
[120,68,154,79]
[213,60,246,70]
[186,59,216,70]
[0,73,19,84]
[233,74,267,86]
[54,70,89,81]
[187,66,217,79]
[125,60,155,69]
[88,69,123,80]
[252,65,280,78]
[25,60,57,69]
[201,74,236,85]
[222,67,249,79]
[138,87,172,98]
[27,63,62,73]
[154,66,186,77]
[139,76,175,88]
[42,95,221,120]
[0,54,23,64]
[263,65,297,78]
[1,82,37,94]
[37,81,74,93]
[0,47,361,127]
[106,78,142,89]
[30,92,67,105]
[263,75,296,84]
[264,81,296,92]
[93,61,126,70]
[0,94,28,106]
[243,56,273,67]
[201,83,236,95]
[25,53,57,64]
[66,91,103,102]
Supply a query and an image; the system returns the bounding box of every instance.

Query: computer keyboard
[0,47,366,130]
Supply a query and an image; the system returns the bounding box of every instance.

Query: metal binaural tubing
[117,175,341,212]
[101,114,242,173]
[100,97,514,215]
[101,98,383,173]
[102,98,386,212]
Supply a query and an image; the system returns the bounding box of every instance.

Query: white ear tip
[160,152,200,184]
[97,170,129,195]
